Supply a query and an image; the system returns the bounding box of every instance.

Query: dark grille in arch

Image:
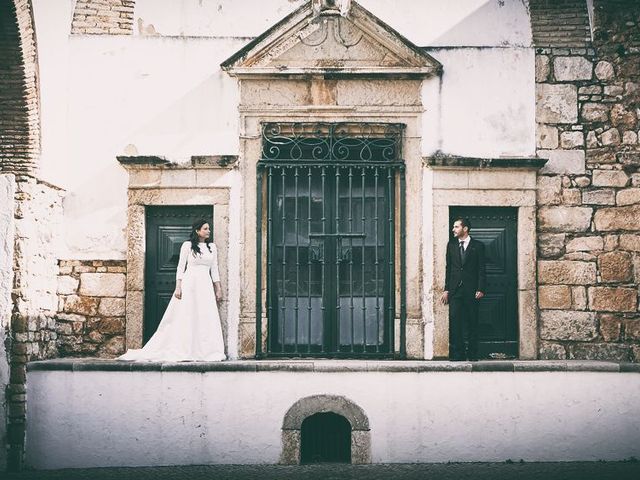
[256,122,407,358]
[301,412,351,464]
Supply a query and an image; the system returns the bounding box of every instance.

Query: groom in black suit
[440,217,486,361]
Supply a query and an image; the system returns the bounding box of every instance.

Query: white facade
[32,0,535,259]
[26,365,640,468]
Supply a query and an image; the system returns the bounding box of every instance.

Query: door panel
[144,205,213,343]
[449,207,518,359]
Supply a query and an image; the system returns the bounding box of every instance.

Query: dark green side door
[144,205,212,343]
[449,206,519,359]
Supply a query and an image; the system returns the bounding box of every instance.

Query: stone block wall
[56,261,126,357]
[71,0,135,35]
[535,0,640,362]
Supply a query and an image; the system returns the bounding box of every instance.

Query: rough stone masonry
[534,0,640,362]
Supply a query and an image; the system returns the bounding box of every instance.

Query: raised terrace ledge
[27,359,640,373]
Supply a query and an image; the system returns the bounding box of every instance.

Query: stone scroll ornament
[313,0,352,16]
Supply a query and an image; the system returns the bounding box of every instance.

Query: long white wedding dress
[119,241,226,362]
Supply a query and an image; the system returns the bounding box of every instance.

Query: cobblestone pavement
[4,462,640,480]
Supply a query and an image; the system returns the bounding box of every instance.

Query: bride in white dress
[119,220,226,362]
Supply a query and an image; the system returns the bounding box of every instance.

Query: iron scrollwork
[261,122,404,163]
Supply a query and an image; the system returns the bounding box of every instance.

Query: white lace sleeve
[209,244,220,282]
[176,241,190,280]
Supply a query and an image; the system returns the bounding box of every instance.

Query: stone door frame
[122,167,231,350]
[425,166,539,360]
[238,107,425,359]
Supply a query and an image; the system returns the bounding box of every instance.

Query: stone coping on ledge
[27,359,640,373]
[424,155,547,169]
[117,155,239,168]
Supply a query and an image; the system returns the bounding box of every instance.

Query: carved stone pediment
[221,1,441,78]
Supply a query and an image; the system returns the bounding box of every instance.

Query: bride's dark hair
[189,219,212,255]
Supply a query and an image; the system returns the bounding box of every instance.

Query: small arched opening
[280,394,370,465]
[301,412,351,464]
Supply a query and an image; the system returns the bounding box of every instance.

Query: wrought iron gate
[256,123,406,358]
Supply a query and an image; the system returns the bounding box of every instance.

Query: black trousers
[449,289,479,360]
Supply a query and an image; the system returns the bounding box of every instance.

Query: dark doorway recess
[301,412,352,464]
[144,205,213,343]
[449,206,519,359]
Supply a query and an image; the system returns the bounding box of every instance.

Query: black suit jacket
[444,237,487,296]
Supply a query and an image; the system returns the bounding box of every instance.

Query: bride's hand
[174,287,182,299]
[215,291,223,303]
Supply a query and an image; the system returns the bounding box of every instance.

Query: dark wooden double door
[449,207,519,359]
[144,205,212,343]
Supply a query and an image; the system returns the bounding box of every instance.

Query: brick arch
[280,394,371,464]
[0,0,40,177]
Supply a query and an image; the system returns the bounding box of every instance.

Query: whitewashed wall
[134,0,532,46]
[32,0,534,259]
[422,47,535,157]
[26,368,640,468]
[0,174,16,471]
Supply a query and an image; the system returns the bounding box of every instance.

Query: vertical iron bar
[387,168,395,354]
[294,166,300,353]
[281,167,287,353]
[307,167,312,353]
[321,165,327,353]
[256,166,263,358]
[335,167,341,353]
[267,167,274,354]
[400,165,407,359]
[374,167,380,353]
[361,167,366,351]
[348,166,354,353]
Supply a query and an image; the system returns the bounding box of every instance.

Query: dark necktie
[459,241,465,261]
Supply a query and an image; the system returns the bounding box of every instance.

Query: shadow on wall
[428,0,531,47]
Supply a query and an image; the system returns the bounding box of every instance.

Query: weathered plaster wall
[422,47,535,158]
[33,31,244,258]
[32,0,535,259]
[25,368,640,468]
[8,178,64,469]
[0,175,16,471]
[133,0,531,47]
